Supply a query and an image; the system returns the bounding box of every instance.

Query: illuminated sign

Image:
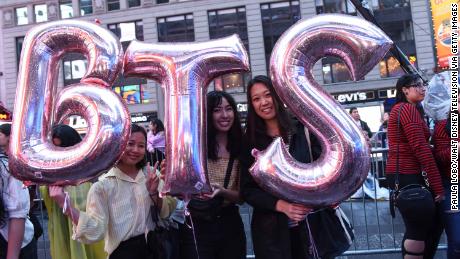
[430,0,457,69]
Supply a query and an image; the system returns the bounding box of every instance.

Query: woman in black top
[240,75,321,259]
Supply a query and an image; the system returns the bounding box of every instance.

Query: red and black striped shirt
[433,119,453,179]
[385,102,444,196]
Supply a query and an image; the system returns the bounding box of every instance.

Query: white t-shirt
[0,154,34,248]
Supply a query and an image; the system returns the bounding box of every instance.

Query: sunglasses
[406,82,428,89]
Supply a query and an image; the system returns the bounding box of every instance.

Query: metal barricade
[242,148,447,257]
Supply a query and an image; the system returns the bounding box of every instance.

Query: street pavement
[35,200,447,259]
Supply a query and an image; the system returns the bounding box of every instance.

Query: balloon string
[184,198,200,259]
[305,218,320,259]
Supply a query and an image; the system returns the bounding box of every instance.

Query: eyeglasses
[407,82,428,89]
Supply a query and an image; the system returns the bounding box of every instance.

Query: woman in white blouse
[50,124,177,259]
[0,123,37,259]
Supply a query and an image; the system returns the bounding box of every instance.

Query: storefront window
[107,0,120,11]
[379,55,417,78]
[113,85,151,104]
[15,7,28,25]
[261,1,301,72]
[322,57,352,84]
[157,14,194,42]
[34,4,48,23]
[60,0,73,19]
[128,0,141,7]
[64,59,87,80]
[209,7,250,92]
[316,0,356,14]
[108,20,144,50]
[16,37,24,70]
[80,0,93,16]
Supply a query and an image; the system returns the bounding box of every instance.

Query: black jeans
[0,234,37,259]
[109,234,149,259]
[179,205,246,259]
[387,174,443,258]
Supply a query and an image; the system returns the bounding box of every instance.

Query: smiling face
[403,78,427,104]
[212,97,235,134]
[119,132,146,166]
[250,82,277,121]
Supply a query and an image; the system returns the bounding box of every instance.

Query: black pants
[179,205,246,259]
[110,234,149,259]
[0,235,37,259]
[387,174,444,258]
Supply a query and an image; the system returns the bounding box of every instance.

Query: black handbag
[187,157,234,221]
[389,103,433,218]
[147,204,180,259]
[306,207,355,258]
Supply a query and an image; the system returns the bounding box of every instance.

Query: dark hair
[207,91,243,160]
[246,75,292,148]
[149,118,165,134]
[395,73,425,116]
[349,107,357,114]
[131,123,148,169]
[52,125,82,147]
[0,124,10,227]
[0,124,11,137]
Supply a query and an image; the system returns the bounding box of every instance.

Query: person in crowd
[0,123,37,259]
[147,118,166,165]
[40,124,106,259]
[240,75,322,259]
[49,124,177,259]
[433,111,460,259]
[180,91,246,259]
[377,112,390,148]
[349,107,372,138]
[385,74,444,259]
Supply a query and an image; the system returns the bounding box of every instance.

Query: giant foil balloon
[424,71,452,121]
[250,14,393,207]
[9,20,130,185]
[124,35,249,197]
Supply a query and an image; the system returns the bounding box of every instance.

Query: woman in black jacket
[240,75,321,259]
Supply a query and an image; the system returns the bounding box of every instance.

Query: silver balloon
[124,35,249,197]
[424,71,451,121]
[250,14,393,207]
[9,20,130,185]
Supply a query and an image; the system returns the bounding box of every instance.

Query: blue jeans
[441,180,460,259]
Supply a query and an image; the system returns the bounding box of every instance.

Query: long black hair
[149,118,165,135]
[394,73,425,116]
[52,124,82,147]
[131,124,148,169]
[246,75,292,148]
[0,124,11,228]
[207,91,243,160]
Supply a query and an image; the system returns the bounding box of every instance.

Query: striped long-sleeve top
[433,119,453,179]
[385,102,444,196]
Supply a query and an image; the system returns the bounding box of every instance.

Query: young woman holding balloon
[178,90,246,259]
[40,124,106,259]
[0,123,37,259]
[49,124,177,259]
[240,75,322,259]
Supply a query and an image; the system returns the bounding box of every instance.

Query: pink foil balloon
[124,35,249,197]
[9,20,130,185]
[250,14,393,207]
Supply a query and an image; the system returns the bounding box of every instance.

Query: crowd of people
[0,73,457,259]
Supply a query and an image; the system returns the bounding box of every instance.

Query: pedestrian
[181,91,246,259]
[386,74,444,258]
[349,107,372,138]
[40,124,106,259]
[433,111,460,259]
[0,123,37,259]
[49,124,177,259]
[147,118,166,165]
[240,75,324,259]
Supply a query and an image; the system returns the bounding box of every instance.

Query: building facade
[0,0,437,132]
